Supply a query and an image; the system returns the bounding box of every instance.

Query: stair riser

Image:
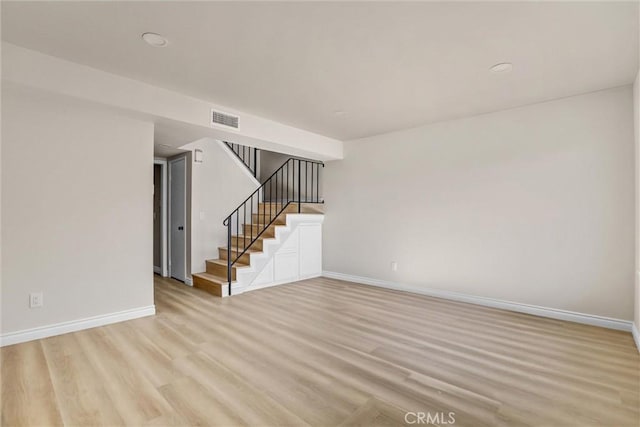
[206,261,237,280]
[257,203,284,210]
[218,248,251,264]
[243,224,276,238]
[193,276,223,297]
[251,213,287,225]
[257,203,303,214]
[259,203,323,214]
[231,236,263,251]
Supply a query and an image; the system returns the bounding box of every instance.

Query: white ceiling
[2,1,638,140]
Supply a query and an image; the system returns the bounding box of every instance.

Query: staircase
[192,152,324,297]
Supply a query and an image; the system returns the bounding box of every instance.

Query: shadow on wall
[258,150,324,202]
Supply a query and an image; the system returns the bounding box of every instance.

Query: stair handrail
[222,157,324,295]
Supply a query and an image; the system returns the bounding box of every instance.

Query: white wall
[324,86,635,321]
[634,70,640,332]
[180,139,259,276]
[0,10,4,336]
[1,87,155,337]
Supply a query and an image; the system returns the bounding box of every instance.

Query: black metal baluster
[227,221,231,295]
[243,204,246,251]
[236,211,239,262]
[312,163,315,203]
[287,161,290,205]
[279,168,282,210]
[311,163,314,202]
[253,148,257,177]
[269,180,272,224]
[298,160,301,213]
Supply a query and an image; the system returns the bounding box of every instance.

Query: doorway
[153,159,167,276]
[169,156,187,282]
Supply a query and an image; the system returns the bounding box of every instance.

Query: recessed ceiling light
[142,32,168,48]
[490,62,513,73]
[334,110,346,116]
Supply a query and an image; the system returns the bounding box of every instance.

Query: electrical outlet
[29,292,43,308]
[391,261,398,272]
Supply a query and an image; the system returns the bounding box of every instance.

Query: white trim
[217,140,261,186]
[154,159,169,277]
[322,271,633,332]
[185,277,193,286]
[168,156,188,282]
[632,323,640,353]
[153,266,162,274]
[0,305,156,347]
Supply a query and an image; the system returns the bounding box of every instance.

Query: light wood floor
[2,276,639,426]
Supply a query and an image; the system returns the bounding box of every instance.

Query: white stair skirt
[225,214,324,296]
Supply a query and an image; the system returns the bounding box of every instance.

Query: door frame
[168,155,188,282]
[153,158,168,277]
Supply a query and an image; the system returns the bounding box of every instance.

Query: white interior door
[169,157,186,282]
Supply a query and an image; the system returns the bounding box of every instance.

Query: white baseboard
[322,271,633,332]
[185,277,193,286]
[0,305,156,347]
[632,323,640,353]
[153,266,162,274]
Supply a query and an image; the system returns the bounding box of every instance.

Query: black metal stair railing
[224,141,258,177]
[222,158,324,295]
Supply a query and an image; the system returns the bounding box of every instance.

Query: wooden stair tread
[206,258,250,268]
[192,272,230,284]
[233,234,268,239]
[232,234,270,244]
[219,246,262,254]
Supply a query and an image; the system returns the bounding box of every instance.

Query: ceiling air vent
[210,109,239,129]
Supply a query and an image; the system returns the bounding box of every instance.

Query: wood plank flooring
[2,276,639,426]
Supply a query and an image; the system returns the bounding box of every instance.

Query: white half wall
[324,86,635,321]
[1,87,155,343]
